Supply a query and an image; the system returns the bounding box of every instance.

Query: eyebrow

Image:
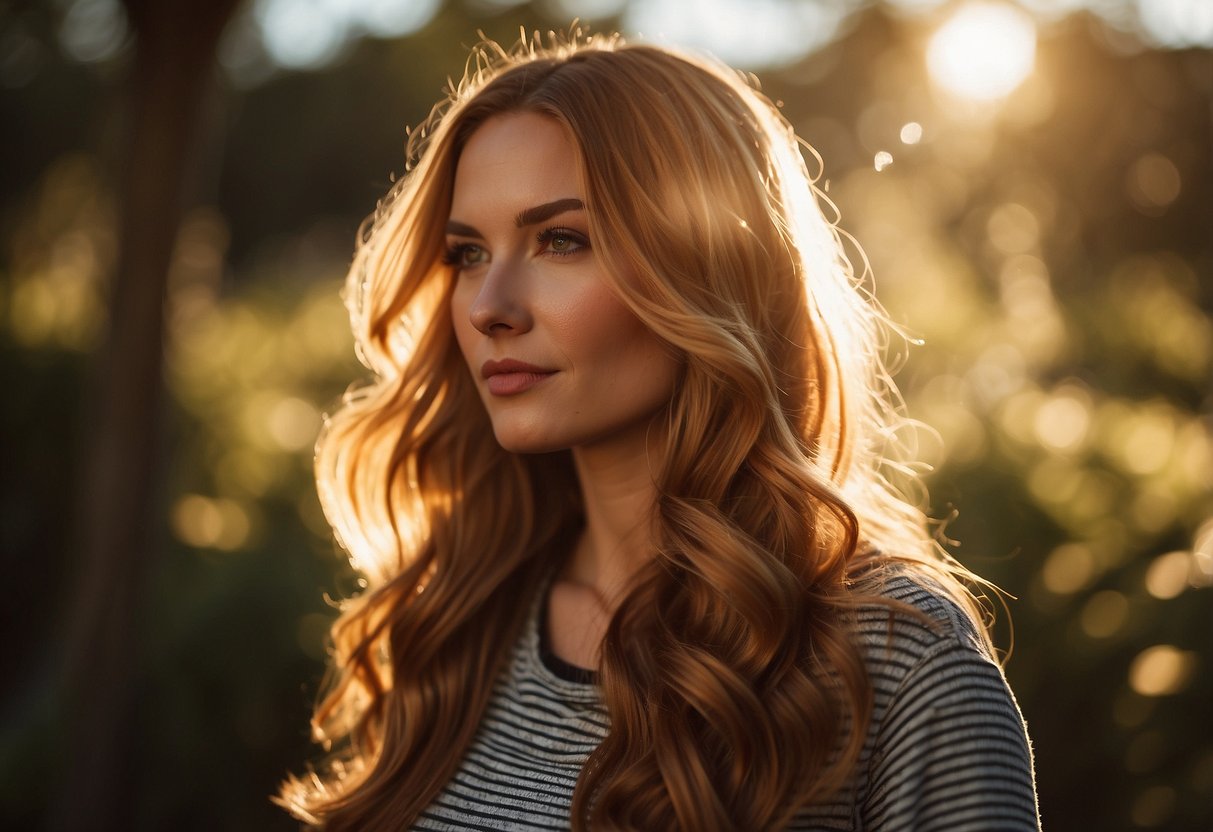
[515,198,583,228]
[445,198,584,239]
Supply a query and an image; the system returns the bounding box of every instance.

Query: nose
[466,261,532,336]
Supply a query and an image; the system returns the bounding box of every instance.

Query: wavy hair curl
[278,30,993,831]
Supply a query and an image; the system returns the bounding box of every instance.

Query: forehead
[450,113,582,218]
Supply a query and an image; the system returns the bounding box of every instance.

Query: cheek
[554,282,640,358]
[449,286,476,362]
[564,284,676,393]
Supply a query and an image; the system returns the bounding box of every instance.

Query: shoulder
[850,568,1021,745]
[849,570,1041,831]
[851,569,993,681]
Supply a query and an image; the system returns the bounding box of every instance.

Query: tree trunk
[55,2,241,828]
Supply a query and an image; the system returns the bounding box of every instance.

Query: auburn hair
[278,30,993,831]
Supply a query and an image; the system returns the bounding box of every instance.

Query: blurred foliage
[1,0,1210,829]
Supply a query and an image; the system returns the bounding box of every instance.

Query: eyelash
[441,242,482,268]
[441,226,591,269]
[536,227,590,256]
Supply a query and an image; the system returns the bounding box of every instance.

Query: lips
[480,358,557,396]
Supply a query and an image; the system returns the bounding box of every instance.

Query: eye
[442,242,489,270]
[537,227,590,257]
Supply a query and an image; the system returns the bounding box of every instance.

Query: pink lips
[480,358,557,396]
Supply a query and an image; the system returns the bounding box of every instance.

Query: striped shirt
[415,575,1040,830]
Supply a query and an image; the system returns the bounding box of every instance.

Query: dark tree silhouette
[56,1,243,828]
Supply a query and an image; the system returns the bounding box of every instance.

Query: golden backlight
[927,1,1037,102]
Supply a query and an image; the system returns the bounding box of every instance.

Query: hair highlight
[279,29,996,831]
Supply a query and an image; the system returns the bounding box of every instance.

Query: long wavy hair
[278,31,993,831]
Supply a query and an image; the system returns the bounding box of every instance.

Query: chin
[490,423,568,455]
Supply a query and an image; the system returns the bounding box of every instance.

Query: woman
[279,31,1039,831]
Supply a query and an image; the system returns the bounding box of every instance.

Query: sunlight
[927,2,1036,101]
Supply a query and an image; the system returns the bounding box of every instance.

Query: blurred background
[1,0,1209,829]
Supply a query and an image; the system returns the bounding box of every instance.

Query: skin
[447,112,680,669]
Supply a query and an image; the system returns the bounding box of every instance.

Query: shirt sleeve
[860,639,1040,831]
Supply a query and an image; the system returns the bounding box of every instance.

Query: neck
[564,422,665,609]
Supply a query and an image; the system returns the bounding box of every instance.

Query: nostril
[468,285,530,336]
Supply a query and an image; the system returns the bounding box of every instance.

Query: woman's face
[447,112,679,455]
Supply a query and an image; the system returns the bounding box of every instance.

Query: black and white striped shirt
[415,575,1040,830]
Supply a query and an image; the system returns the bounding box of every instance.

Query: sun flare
[927,2,1037,102]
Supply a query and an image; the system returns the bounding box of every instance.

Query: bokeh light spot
[171,494,252,551]
[1120,411,1175,475]
[1079,590,1129,638]
[7,234,108,351]
[927,2,1036,101]
[966,344,1027,407]
[1033,388,1091,452]
[899,121,923,144]
[988,202,1040,254]
[59,0,129,63]
[354,0,442,39]
[1041,542,1097,595]
[1136,0,1213,49]
[242,391,321,452]
[1144,550,1192,600]
[625,0,847,69]
[998,389,1044,444]
[267,396,322,452]
[1130,784,1177,827]
[1193,519,1213,586]
[549,0,626,19]
[1129,644,1197,696]
[1127,153,1181,213]
[255,0,348,69]
[874,151,894,172]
